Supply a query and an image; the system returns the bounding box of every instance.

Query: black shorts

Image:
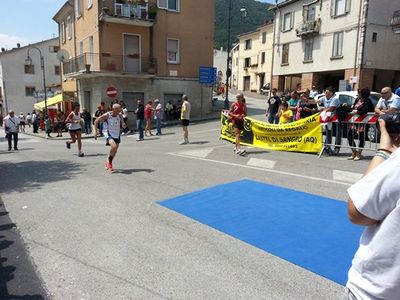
[181,119,189,127]
[69,128,82,133]
[233,121,244,131]
[20,121,25,125]
[106,136,121,145]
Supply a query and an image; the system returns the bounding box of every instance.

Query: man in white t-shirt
[374,86,400,115]
[4,110,20,151]
[346,118,400,299]
[154,99,163,135]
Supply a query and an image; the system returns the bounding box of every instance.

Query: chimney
[17,43,20,48]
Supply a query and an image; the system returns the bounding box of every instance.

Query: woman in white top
[65,102,84,157]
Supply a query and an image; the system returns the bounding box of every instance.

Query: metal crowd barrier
[319,112,380,157]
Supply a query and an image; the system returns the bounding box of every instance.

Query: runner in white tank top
[65,102,84,157]
[94,103,127,172]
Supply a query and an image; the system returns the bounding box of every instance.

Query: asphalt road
[0,95,372,299]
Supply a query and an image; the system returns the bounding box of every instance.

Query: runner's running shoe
[105,161,113,171]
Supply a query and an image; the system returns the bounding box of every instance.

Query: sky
[0,0,274,50]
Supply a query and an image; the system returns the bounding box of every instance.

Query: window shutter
[345,0,351,13]
[331,0,336,17]
[280,12,284,32]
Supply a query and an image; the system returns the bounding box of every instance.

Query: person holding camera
[4,110,20,151]
[346,116,400,299]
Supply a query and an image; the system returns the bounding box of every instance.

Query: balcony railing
[295,19,321,37]
[63,53,157,76]
[391,10,400,33]
[101,0,155,22]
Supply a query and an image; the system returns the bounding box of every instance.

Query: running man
[229,92,247,155]
[94,103,126,172]
[65,102,84,157]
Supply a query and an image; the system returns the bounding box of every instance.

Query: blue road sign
[199,67,217,85]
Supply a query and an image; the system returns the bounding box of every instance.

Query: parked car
[259,83,270,95]
[315,91,382,142]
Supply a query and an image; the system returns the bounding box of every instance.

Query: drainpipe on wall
[353,0,369,90]
[271,1,281,91]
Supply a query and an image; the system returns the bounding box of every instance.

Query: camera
[378,113,400,134]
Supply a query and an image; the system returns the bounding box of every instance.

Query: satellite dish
[56,49,70,62]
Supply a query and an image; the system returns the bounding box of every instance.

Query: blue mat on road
[158,179,363,285]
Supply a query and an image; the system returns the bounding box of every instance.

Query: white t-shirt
[103,112,122,139]
[154,103,163,119]
[122,108,128,119]
[347,148,400,300]
[4,115,20,132]
[181,101,191,120]
[376,93,400,110]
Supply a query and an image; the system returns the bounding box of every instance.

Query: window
[282,43,289,64]
[25,87,35,97]
[304,6,316,21]
[60,22,66,43]
[304,38,313,61]
[235,57,238,66]
[245,39,252,50]
[158,0,180,11]
[67,16,72,39]
[79,41,84,55]
[332,31,343,57]
[331,0,350,17]
[75,0,82,17]
[282,12,294,32]
[87,0,93,8]
[244,58,251,68]
[372,32,377,42]
[167,38,179,63]
[262,32,267,44]
[24,64,35,74]
[261,52,266,64]
[55,65,60,75]
[89,36,94,69]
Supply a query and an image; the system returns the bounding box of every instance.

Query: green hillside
[215,0,274,49]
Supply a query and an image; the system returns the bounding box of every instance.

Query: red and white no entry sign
[106,86,117,98]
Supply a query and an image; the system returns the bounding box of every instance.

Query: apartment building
[271,0,400,93]
[53,0,214,117]
[231,22,274,93]
[0,39,62,114]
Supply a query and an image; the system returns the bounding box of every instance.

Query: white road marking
[332,170,363,184]
[169,152,352,186]
[177,148,214,158]
[247,158,276,169]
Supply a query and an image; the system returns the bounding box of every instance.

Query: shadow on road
[113,168,154,174]
[0,202,47,300]
[0,160,82,194]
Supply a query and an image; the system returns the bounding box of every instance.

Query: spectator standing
[347,88,375,161]
[81,108,92,135]
[154,99,163,135]
[32,110,39,133]
[266,88,281,124]
[4,110,20,151]
[288,91,300,121]
[94,104,105,136]
[375,87,400,115]
[135,99,145,142]
[318,87,341,155]
[144,100,154,136]
[346,118,400,300]
[175,100,182,120]
[26,113,32,128]
[179,95,191,145]
[45,116,52,138]
[18,112,26,132]
[394,83,400,97]
[310,86,318,98]
[165,100,174,121]
[54,111,63,137]
[278,101,293,124]
[121,104,130,135]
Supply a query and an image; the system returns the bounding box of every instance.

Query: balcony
[63,53,157,78]
[391,10,400,34]
[295,19,321,37]
[100,0,155,27]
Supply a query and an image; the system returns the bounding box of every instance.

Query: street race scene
[1,0,400,299]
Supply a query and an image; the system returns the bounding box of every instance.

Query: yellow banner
[220,112,322,153]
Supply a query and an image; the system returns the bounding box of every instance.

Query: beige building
[53,0,214,118]
[271,0,400,93]
[231,22,274,93]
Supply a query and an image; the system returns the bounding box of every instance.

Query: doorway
[243,76,251,91]
[123,34,141,73]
